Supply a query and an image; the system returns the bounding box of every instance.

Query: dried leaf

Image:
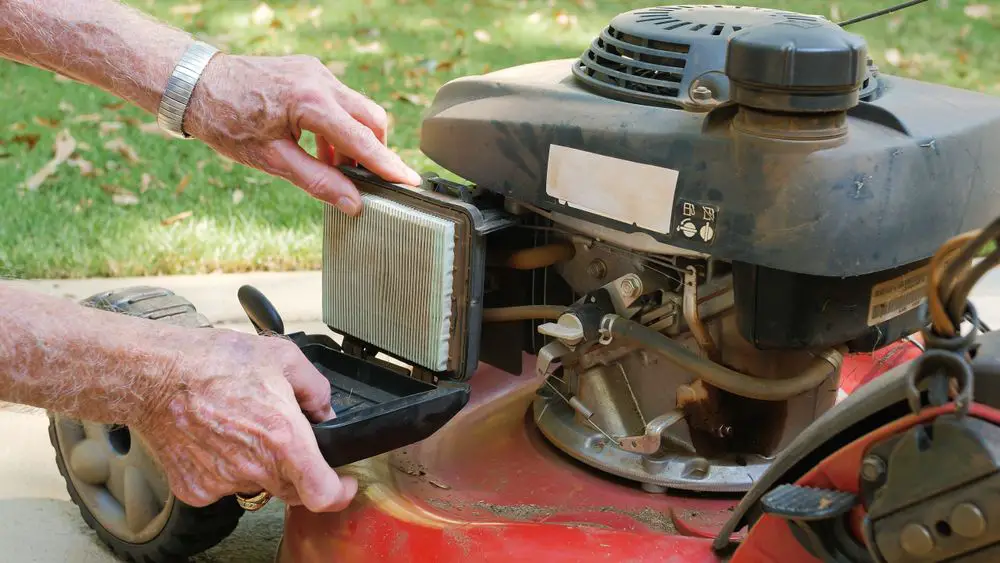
[8,123,26,131]
[207,178,223,188]
[54,74,74,83]
[964,4,991,19]
[67,156,96,176]
[101,184,139,205]
[33,116,61,128]
[176,174,191,195]
[103,101,127,111]
[22,129,76,191]
[104,138,141,163]
[391,92,430,106]
[350,38,383,54]
[232,189,245,205]
[58,101,75,113]
[140,173,154,193]
[113,192,140,206]
[473,29,491,43]
[252,2,276,26]
[71,113,102,123]
[73,198,94,213]
[885,48,902,67]
[169,3,202,15]
[100,121,124,136]
[11,134,40,150]
[326,60,349,75]
[162,210,193,226]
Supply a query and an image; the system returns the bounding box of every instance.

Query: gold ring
[235,491,272,511]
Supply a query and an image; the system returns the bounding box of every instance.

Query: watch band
[156,41,220,139]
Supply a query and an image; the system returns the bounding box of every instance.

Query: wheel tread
[49,285,244,562]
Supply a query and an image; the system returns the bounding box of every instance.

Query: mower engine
[323,4,1000,497]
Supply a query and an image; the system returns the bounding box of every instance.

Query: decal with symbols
[674,199,718,245]
[867,266,929,326]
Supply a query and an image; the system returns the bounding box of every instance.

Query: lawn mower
[46,3,1000,562]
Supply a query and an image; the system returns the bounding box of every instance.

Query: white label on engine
[545,145,679,233]
[867,266,929,327]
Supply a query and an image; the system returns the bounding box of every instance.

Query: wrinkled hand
[184,53,422,216]
[134,328,354,512]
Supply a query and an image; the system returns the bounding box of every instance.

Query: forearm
[0,286,184,426]
[0,0,193,115]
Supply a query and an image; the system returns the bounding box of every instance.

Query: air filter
[322,168,506,380]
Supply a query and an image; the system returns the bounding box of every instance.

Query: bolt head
[861,455,886,482]
[587,259,607,280]
[692,85,714,101]
[619,277,641,298]
[900,523,934,556]
[951,502,987,538]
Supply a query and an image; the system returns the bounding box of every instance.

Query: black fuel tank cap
[725,19,868,113]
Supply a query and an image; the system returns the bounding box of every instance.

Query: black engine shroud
[419,5,1000,352]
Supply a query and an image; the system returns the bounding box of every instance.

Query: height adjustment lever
[761,484,872,563]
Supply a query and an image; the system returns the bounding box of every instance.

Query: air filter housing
[572,5,878,108]
[322,168,507,380]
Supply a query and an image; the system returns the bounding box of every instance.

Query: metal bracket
[618,410,695,454]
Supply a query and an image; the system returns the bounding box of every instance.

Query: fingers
[284,361,335,423]
[300,104,421,187]
[267,138,363,215]
[281,415,359,512]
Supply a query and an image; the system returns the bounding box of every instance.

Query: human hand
[184,53,422,216]
[134,328,355,512]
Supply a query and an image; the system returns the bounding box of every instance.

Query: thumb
[286,418,359,512]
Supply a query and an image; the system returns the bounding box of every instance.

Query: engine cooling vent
[321,168,502,380]
[573,5,878,108]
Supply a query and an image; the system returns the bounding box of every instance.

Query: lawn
[1,0,998,278]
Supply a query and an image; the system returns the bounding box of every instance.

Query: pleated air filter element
[323,194,456,372]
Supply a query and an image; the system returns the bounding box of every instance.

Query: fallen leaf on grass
[252,2,276,26]
[207,178,223,188]
[103,101,127,111]
[67,156,96,176]
[326,60,349,75]
[232,189,245,205]
[71,113,102,123]
[8,123,26,131]
[33,116,61,128]
[170,3,202,16]
[349,38,383,54]
[885,48,902,67]
[54,74,74,83]
[391,92,430,106]
[965,4,991,19]
[137,121,172,138]
[11,134,40,150]
[100,121,124,136]
[176,174,191,195]
[58,101,75,113]
[161,210,193,226]
[104,138,141,163]
[73,198,94,213]
[140,173,155,192]
[473,29,491,43]
[101,184,140,205]
[23,129,76,191]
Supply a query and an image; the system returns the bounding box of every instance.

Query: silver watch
[156,41,221,139]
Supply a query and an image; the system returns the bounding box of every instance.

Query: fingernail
[405,168,422,186]
[335,196,361,216]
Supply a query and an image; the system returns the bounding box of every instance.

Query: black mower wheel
[48,286,244,562]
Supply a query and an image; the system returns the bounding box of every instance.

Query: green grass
[1,0,998,278]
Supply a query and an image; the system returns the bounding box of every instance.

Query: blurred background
[0,0,996,281]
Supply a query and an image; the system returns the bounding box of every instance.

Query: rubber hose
[482,305,566,322]
[605,316,844,401]
[505,243,576,270]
